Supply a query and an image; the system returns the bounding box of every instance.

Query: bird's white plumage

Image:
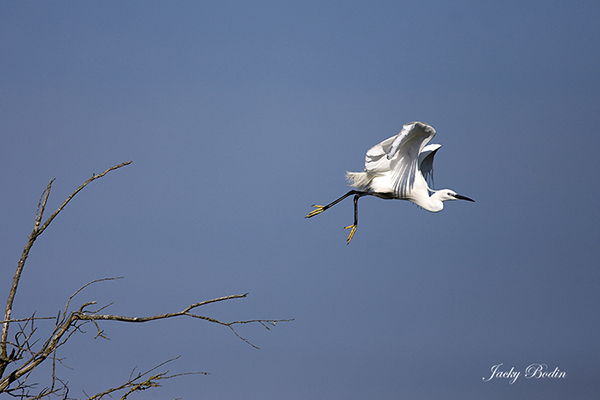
[348,121,437,194]
[308,121,473,243]
[346,121,461,212]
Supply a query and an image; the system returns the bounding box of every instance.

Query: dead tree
[0,161,291,398]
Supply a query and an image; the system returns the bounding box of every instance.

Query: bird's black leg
[305,190,366,218]
[343,191,370,244]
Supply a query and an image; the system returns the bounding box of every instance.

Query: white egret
[306,121,474,244]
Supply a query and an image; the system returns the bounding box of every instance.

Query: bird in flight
[306,121,474,244]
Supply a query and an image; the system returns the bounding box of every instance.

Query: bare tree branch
[73,291,293,349]
[1,274,292,395]
[1,161,132,379]
[0,160,293,398]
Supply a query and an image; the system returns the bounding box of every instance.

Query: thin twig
[87,357,207,400]
[63,277,123,318]
[0,317,55,324]
[37,161,133,235]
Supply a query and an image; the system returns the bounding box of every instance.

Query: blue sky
[2,1,600,399]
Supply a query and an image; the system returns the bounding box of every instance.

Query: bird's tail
[346,171,372,190]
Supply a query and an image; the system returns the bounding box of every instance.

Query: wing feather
[358,122,437,197]
[418,143,441,187]
[364,135,395,174]
[387,122,436,197]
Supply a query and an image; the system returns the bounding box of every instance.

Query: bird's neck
[414,190,444,212]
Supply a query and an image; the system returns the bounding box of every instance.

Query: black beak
[454,194,475,202]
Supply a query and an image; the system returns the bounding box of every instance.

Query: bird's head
[437,189,475,203]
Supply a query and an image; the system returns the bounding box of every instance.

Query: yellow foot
[344,224,357,244]
[306,205,325,218]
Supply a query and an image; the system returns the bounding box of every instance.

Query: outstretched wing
[363,135,396,174]
[418,143,441,187]
[386,122,436,197]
